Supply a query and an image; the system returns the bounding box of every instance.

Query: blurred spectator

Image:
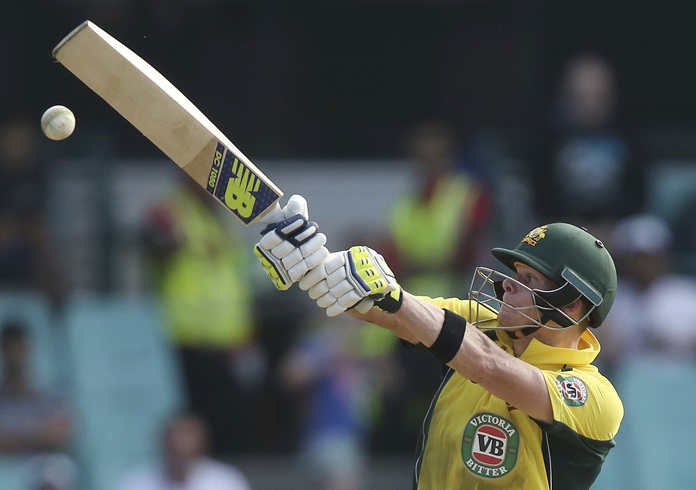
[279,313,403,490]
[0,321,73,456]
[0,115,63,309]
[598,214,696,373]
[142,177,263,456]
[371,121,490,453]
[380,121,493,298]
[669,193,696,275]
[116,412,251,490]
[534,54,646,237]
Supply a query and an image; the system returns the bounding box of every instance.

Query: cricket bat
[52,20,283,225]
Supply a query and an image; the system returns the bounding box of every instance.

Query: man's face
[163,417,206,469]
[497,263,558,329]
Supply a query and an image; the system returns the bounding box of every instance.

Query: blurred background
[2,0,696,488]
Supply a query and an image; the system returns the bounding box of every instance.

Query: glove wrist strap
[428,309,467,364]
[375,288,403,313]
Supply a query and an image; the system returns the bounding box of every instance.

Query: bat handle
[257,201,284,225]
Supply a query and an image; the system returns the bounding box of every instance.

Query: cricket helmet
[488,223,617,328]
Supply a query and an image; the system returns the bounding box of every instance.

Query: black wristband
[427,309,467,365]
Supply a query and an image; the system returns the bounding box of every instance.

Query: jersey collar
[496,328,600,368]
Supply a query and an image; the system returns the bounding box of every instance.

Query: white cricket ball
[41,105,76,141]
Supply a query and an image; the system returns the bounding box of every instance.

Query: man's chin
[498,305,539,329]
[496,309,517,328]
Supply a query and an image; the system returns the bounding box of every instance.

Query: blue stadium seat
[0,457,31,489]
[0,293,76,489]
[63,294,183,490]
[592,357,696,490]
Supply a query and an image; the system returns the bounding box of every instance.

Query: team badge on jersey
[555,375,588,407]
[522,225,548,246]
[461,412,519,479]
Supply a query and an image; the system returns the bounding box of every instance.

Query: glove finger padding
[317,291,339,309]
[282,194,309,220]
[336,290,365,310]
[300,252,345,293]
[354,298,375,314]
[327,302,350,317]
[308,246,401,317]
[255,206,328,290]
[306,279,329,300]
[287,242,329,282]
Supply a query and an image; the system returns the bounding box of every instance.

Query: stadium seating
[0,292,66,489]
[62,294,183,490]
[594,357,696,490]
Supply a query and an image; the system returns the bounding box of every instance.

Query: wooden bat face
[53,20,282,225]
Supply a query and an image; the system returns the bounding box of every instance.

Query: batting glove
[299,246,403,317]
[254,195,329,290]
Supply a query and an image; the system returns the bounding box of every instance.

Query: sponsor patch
[555,375,588,407]
[461,412,519,479]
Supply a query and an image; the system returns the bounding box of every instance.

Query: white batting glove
[254,195,329,290]
[299,246,403,317]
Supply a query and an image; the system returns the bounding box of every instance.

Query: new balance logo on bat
[207,142,279,224]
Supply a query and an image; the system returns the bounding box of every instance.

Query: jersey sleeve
[536,369,624,487]
[540,368,624,442]
[417,296,497,325]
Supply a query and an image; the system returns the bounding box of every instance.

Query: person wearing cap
[254,199,623,489]
[599,214,696,369]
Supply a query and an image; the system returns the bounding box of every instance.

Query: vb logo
[224,158,260,219]
[473,426,506,465]
[461,412,519,479]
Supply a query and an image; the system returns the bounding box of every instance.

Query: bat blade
[52,20,282,225]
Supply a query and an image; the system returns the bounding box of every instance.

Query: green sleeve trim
[537,419,617,489]
[413,368,456,489]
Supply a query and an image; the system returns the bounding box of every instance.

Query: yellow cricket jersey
[412,297,624,489]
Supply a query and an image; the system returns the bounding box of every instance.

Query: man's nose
[501,277,517,294]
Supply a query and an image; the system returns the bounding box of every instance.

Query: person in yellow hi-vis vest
[382,122,492,299]
[376,122,495,449]
[143,177,262,456]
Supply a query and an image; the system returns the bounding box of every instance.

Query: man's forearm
[348,292,445,346]
[353,292,553,422]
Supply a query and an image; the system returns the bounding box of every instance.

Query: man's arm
[347,305,421,344]
[351,292,553,424]
[252,217,553,424]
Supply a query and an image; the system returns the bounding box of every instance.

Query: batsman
[255,195,623,489]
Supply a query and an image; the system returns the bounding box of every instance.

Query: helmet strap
[510,326,541,338]
[534,282,583,328]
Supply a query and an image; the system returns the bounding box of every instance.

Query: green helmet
[491,223,617,327]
